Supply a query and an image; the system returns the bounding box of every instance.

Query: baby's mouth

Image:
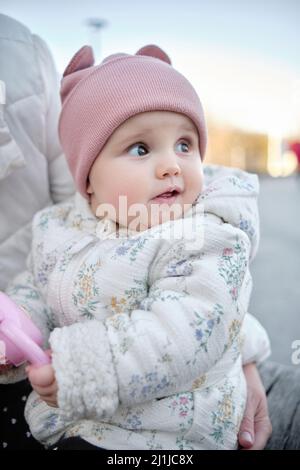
[151,189,181,203]
[156,190,178,198]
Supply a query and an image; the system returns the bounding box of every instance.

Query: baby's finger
[28,364,55,388]
[32,380,57,397]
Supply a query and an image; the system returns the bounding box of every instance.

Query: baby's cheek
[188,170,203,198]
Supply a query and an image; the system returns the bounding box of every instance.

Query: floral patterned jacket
[2,165,270,449]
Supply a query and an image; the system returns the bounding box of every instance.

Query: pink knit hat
[59,44,207,197]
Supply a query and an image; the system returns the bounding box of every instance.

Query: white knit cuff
[49,320,119,421]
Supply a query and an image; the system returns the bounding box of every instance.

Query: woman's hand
[239,362,272,450]
[26,350,58,408]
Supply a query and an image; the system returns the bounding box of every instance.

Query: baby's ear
[63,45,94,77]
[136,45,171,65]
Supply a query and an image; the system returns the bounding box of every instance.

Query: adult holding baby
[0,13,74,449]
[1,13,299,450]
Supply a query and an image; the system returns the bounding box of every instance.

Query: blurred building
[205,116,300,176]
[205,117,268,172]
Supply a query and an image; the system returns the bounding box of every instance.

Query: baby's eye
[176,141,190,153]
[128,143,148,157]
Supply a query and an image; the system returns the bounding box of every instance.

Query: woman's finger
[238,389,256,448]
[248,417,272,450]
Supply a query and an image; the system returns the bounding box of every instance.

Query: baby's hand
[26,351,58,408]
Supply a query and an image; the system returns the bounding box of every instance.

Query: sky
[1,0,300,137]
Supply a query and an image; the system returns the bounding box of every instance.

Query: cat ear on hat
[63,45,95,77]
[136,45,172,65]
[60,46,95,104]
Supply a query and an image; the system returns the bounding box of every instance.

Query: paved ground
[249,174,300,366]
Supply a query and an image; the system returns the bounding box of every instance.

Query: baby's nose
[155,155,182,178]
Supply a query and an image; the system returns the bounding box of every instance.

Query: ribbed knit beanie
[59,44,207,197]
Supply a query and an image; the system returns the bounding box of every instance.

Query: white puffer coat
[0,14,74,290]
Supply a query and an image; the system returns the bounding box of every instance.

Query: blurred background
[1,0,299,365]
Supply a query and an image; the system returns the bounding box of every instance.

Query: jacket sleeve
[241,313,271,365]
[0,253,53,384]
[49,220,252,421]
[33,35,75,204]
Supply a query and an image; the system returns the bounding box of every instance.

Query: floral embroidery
[228,176,254,191]
[112,236,148,263]
[192,374,207,390]
[71,212,95,232]
[43,413,61,432]
[168,393,194,433]
[107,313,130,332]
[125,413,142,430]
[108,278,148,314]
[227,319,242,350]
[36,253,57,287]
[239,216,255,239]
[218,237,248,302]
[64,422,113,442]
[199,185,220,200]
[145,431,164,450]
[45,306,56,332]
[36,211,51,231]
[210,381,236,446]
[140,287,188,311]
[58,247,75,273]
[37,206,70,231]
[203,165,217,178]
[106,313,137,357]
[128,368,175,400]
[29,395,42,409]
[118,407,145,430]
[175,436,198,450]
[166,258,193,277]
[110,296,126,313]
[187,304,224,363]
[72,259,102,319]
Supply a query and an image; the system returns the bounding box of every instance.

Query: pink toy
[0,292,50,367]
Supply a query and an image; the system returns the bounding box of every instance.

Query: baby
[1,45,270,450]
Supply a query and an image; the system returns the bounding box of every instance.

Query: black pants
[1,361,300,450]
[0,379,44,450]
[48,436,101,450]
[0,380,100,450]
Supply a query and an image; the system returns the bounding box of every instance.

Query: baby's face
[87,111,204,230]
